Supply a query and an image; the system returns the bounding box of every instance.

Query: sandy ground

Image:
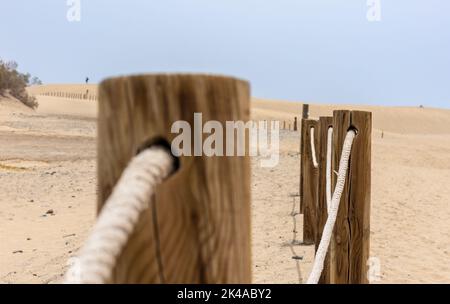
[1,88,450,283]
[0,94,96,283]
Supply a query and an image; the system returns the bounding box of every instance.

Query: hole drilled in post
[348,126,358,136]
[136,137,180,173]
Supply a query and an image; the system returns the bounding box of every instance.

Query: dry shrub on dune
[0,59,41,109]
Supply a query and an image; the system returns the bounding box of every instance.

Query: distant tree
[30,76,43,85]
[4,60,18,71]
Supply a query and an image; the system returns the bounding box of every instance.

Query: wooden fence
[37,91,98,101]
[299,110,372,284]
[53,74,372,284]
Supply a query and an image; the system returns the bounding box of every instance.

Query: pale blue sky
[1,1,449,108]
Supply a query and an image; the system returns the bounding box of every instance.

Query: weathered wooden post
[97,74,251,283]
[294,117,298,131]
[300,119,319,245]
[302,104,309,119]
[316,116,333,284]
[330,110,371,284]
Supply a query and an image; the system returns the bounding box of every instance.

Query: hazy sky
[1,1,449,108]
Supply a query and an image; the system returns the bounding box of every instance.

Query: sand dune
[252,98,450,135]
[0,94,33,114]
[27,84,98,97]
[27,84,98,118]
[28,84,450,134]
[33,96,97,118]
[1,84,449,283]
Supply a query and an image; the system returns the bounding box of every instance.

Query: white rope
[326,127,333,213]
[306,130,356,284]
[64,146,174,284]
[310,127,319,168]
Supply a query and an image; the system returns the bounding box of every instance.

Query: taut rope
[310,127,319,168]
[306,130,356,284]
[65,146,174,284]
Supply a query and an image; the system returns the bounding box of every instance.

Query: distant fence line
[35,91,98,101]
[260,117,299,131]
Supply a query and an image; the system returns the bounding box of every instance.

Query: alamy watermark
[65,257,82,283]
[67,0,81,22]
[367,0,382,22]
[367,257,382,282]
[170,113,280,168]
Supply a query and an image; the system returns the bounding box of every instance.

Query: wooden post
[302,104,309,119]
[316,116,333,284]
[294,117,298,131]
[300,119,319,245]
[97,74,251,283]
[299,119,306,213]
[330,110,371,284]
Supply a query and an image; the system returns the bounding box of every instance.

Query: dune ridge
[27,84,450,135]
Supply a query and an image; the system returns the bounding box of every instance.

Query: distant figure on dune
[86,77,89,84]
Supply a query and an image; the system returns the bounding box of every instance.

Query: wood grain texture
[302,104,309,119]
[299,119,306,214]
[330,110,371,284]
[316,116,333,284]
[97,74,251,283]
[301,119,319,245]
